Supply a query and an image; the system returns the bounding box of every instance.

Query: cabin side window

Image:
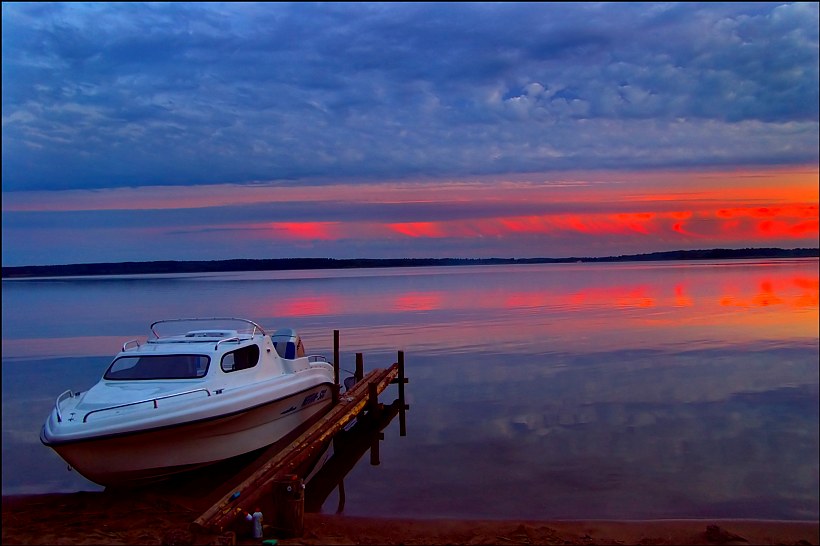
[221,344,260,373]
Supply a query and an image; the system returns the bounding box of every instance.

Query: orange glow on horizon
[181,202,817,245]
[756,219,819,237]
[4,165,816,251]
[382,204,817,243]
[4,166,816,213]
[388,222,446,238]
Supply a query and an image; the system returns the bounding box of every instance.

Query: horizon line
[3,247,818,279]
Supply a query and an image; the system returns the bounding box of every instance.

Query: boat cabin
[102,320,310,382]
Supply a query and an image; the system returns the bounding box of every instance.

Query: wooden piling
[270,474,304,537]
[394,350,409,437]
[367,382,381,466]
[370,430,382,466]
[367,382,380,416]
[355,353,364,382]
[304,398,403,512]
[332,330,340,404]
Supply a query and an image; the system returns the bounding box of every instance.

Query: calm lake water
[2,259,818,520]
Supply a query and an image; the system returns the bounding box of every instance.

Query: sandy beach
[2,491,817,546]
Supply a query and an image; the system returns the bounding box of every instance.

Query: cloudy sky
[2,2,818,266]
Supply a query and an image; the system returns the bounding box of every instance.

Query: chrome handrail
[214,336,241,350]
[122,339,140,352]
[82,388,212,423]
[150,318,267,339]
[308,355,329,363]
[54,389,75,423]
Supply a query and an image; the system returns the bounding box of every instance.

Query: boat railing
[54,389,75,423]
[150,318,267,339]
[81,388,213,423]
[308,355,329,363]
[122,339,140,352]
[214,337,242,351]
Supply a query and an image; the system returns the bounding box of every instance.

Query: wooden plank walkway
[192,363,400,534]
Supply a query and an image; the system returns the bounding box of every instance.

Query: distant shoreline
[2,247,817,279]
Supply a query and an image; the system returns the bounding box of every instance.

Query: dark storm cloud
[3,2,818,191]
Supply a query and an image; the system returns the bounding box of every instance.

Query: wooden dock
[192,349,408,535]
[305,395,407,513]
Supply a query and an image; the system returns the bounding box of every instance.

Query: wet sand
[2,492,817,545]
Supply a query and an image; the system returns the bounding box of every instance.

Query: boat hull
[41,382,333,486]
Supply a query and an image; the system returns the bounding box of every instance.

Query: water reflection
[4,261,817,359]
[2,259,817,519]
[349,348,818,520]
[305,397,406,514]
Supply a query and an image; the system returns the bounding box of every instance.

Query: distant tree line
[2,248,817,279]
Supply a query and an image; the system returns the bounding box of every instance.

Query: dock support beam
[394,350,409,437]
[271,474,304,538]
[192,365,401,535]
[355,353,364,382]
[332,329,340,405]
[398,351,406,436]
[368,382,382,465]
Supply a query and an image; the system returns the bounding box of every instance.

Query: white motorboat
[40,318,336,487]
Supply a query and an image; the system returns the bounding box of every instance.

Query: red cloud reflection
[719,276,818,309]
[275,295,338,317]
[501,273,817,314]
[393,292,444,311]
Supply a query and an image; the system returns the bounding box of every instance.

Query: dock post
[192,365,401,535]
[368,382,381,465]
[367,382,381,418]
[397,350,408,437]
[371,430,384,466]
[333,330,340,405]
[271,474,304,538]
[355,353,364,382]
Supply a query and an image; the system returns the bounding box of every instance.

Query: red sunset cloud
[382,203,818,243]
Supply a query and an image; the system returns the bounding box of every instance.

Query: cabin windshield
[104,354,210,380]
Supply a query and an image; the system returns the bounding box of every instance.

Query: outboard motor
[271,328,305,359]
